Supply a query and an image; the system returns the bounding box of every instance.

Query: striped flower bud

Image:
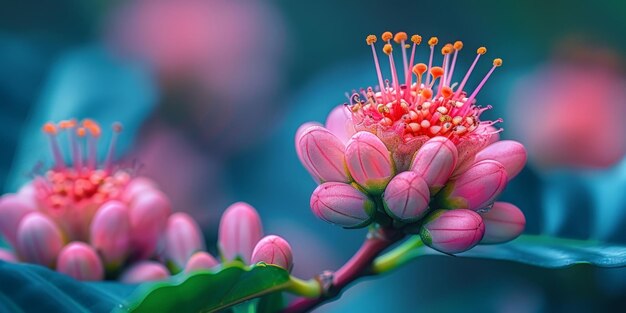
[420,209,485,254]
[120,261,170,283]
[251,235,293,271]
[442,160,508,211]
[297,125,350,183]
[128,190,171,260]
[474,140,527,181]
[410,136,458,190]
[16,212,65,267]
[325,105,356,144]
[480,202,526,244]
[184,251,219,273]
[310,182,375,228]
[345,131,394,194]
[0,194,36,247]
[382,171,430,222]
[90,201,131,268]
[163,212,206,271]
[56,242,104,281]
[218,202,263,263]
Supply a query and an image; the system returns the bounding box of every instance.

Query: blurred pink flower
[507,45,626,169]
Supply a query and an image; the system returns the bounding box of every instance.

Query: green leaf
[422,235,626,268]
[119,263,291,313]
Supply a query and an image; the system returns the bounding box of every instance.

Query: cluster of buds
[297,32,527,254]
[0,120,214,282]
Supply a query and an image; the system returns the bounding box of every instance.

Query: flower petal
[90,201,131,268]
[251,235,293,272]
[16,212,65,267]
[128,190,171,260]
[443,160,508,211]
[120,261,170,283]
[325,105,356,144]
[420,209,485,254]
[0,194,36,247]
[184,251,219,273]
[56,242,104,281]
[163,212,206,271]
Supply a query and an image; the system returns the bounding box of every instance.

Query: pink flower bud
[120,261,170,283]
[90,201,131,268]
[251,235,293,271]
[128,190,171,260]
[16,212,65,267]
[474,140,527,181]
[410,137,458,189]
[297,125,350,183]
[163,213,205,270]
[480,202,526,244]
[218,202,263,263]
[0,248,17,262]
[310,182,375,228]
[184,251,219,273]
[0,194,36,247]
[420,209,485,254]
[56,242,104,281]
[443,160,508,211]
[345,131,394,194]
[295,122,322,164]
[121,177,158,204]
[382,171,430,222]
[325,105,356,144]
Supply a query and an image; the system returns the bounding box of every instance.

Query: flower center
[349,32,502,143]
[36,119,129,210]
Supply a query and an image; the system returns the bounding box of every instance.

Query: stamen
[366,35,388,103]
[104,123,123,173]
[465,58,502,105]
[42,122,65,170]
[82,119,101,170]
[447,41,463,86]
[394,32,409,75]
[404,35,422,98]
[59,119,82,171]
[425,37,438,86]
[454,46,487,99]
[383,43,402,104]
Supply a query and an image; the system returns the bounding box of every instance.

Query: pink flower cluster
[296,32,527,254]
[0,120,293,283]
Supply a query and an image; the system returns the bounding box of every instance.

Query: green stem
[286,276,322,298]
[371,235,424,274]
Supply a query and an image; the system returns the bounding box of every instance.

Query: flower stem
[282,227,404,313]
[371,235,424,274]
[286,276,322,298]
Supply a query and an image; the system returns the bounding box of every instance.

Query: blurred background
[1,0,626,312]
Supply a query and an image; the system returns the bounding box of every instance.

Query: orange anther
[477,47,487,55]
[430,66,444,78]
[366,35,377,45]
[382,31,393,41]
[76,127,86,137]
[394,32,408,43]
[411,35,422,45]
[493,58,503,66]
[383,44,393,55]
[43,122,57,135]
[441,86,453,98]
[59,119,77,129]
[453,41,463,50]
[421,88,433,99]
[413,63,428,75]
[441,44,453,55]
[428,37,438,46]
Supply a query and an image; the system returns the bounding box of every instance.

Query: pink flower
[184,251,219,273]
[0,119,207,281]
[296,31,527,251]
[480,202,526,244]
